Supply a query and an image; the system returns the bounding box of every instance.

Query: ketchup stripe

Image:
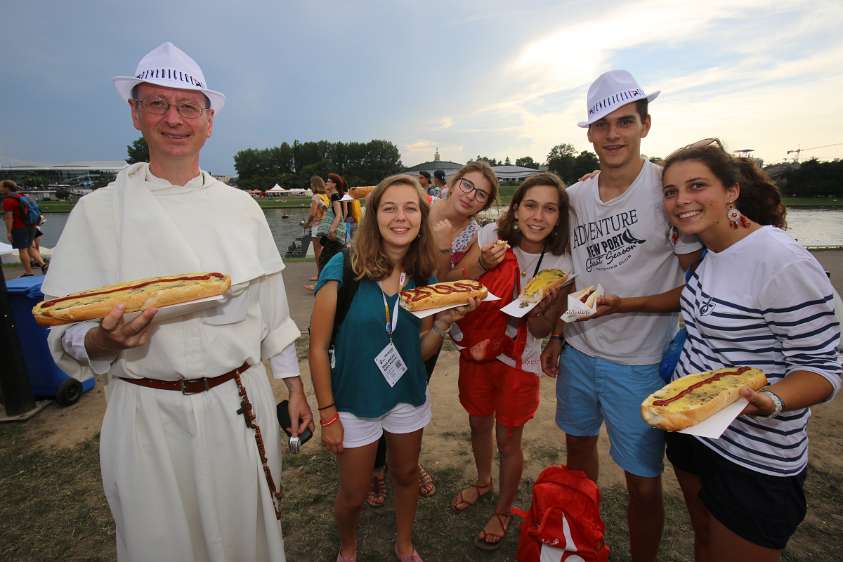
[41,273,225,309]
[652,366,752,407]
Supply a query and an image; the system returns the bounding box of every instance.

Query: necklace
[518,246,546,277]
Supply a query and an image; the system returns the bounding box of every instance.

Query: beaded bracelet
[320,414,339,427]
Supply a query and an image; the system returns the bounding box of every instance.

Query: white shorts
[339,398,432,449]
[311,226,319,237]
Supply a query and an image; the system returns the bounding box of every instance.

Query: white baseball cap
[577,70,659,128]
[113,42,225,112]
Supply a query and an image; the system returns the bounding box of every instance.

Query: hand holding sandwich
[478,239,508,272]
[84,304,158,359]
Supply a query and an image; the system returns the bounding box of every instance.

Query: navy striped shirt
[676,227,840,476]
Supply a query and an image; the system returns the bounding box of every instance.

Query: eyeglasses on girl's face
[457,178,490,203]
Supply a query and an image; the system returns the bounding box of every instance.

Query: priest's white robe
[44,163,298,562]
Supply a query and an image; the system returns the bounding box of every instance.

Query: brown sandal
[366,469,387,508]
[474,512,512,551]
[418,464,436,497]
[451,479,492,513]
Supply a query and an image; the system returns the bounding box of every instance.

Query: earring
[726,202,749,229]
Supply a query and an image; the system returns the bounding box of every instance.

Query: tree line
[126,137,842,197]
[780,159,843,198]
[233,140,402,189]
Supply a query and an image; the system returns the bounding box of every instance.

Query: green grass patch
[0,419,837,560]
[0,424,116,562]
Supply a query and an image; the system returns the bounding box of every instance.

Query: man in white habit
[42,42,312,562]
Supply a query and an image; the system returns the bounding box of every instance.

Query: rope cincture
[233,373,284,521]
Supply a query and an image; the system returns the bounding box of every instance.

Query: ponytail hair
[662,144,786,229]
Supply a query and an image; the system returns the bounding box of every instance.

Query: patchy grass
[1,420,838,561]
[0,424,115,562]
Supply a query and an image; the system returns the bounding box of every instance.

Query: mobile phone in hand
[276,400,313,446]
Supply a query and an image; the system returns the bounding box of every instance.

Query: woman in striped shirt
[662,141,840,561]
[595,140,840,560]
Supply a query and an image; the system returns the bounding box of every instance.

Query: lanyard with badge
[374,272,409,387]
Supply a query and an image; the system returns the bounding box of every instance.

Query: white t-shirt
[678,226,841,476]
[565,160,701,364]
[479,223,573,375]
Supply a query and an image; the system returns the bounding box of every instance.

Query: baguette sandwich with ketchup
[32,272,231,326]
[641,366,767,431]
[399,280,487,312]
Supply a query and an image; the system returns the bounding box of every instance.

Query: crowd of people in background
[20,39,839,562]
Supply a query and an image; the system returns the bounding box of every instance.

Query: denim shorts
[555,345,665,477]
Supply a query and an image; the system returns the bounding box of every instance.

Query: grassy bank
[37,190,843,213]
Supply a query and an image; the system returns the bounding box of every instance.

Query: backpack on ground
[8,193,42,226]
[511,465,610,562]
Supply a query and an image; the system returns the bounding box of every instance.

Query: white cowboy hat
[113,42,225,112]
[578,70,659,128]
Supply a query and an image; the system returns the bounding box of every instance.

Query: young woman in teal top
[309,174,478,562]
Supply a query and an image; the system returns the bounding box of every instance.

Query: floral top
[449,219,480,269]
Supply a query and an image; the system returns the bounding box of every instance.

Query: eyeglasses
[133,97,209,119]
[457,178,490,203]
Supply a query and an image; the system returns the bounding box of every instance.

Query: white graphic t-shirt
[565,160,701,364]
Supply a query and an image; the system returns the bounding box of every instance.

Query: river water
[38,207,843,256]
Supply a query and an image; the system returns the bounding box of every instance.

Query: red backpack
[512,465,610,562]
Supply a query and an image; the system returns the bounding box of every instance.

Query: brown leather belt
[118,361,251,395]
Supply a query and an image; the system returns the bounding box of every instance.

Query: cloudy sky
[2,0,841,176]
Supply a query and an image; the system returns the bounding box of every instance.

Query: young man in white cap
[43,42,312,562]
[542,70,701,562]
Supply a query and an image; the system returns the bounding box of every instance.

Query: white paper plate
[124,295,225,323]
[404,292,500,319]
[678,398,748,438]
[501,273,576,318]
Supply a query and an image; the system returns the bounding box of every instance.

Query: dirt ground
[3,253,842,560]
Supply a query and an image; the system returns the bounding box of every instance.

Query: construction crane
[786,143,843,163]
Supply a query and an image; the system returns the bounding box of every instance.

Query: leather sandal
[418,464,436,497]
[451,479,492,513]
[366,468,387,508]
[474,512,512,551]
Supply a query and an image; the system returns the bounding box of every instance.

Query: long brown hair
[448,160,500,210]
[497,172,571,255]
[663,144,786,228]
[351,174,437,281]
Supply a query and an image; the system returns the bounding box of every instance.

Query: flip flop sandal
[474,512,512,551]
[393,543,423,562]
[418,464,436,497]
[451,479,492,513]
[366,469,387,508]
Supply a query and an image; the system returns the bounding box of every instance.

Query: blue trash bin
[6,274,95,405]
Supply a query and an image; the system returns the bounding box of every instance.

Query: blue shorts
[555,345,665,478]
[11,227,34,250]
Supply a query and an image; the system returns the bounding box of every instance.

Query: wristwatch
[757,389,785,418]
